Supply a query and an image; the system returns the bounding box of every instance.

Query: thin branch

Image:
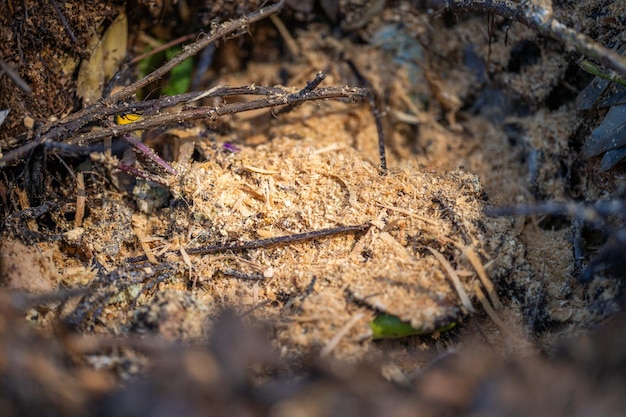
[49,0,78,45]
[69,84,368,145]
[44,85,290,143]
[370,91,387,173]
[103,1,283,106]
[130,32,200,66]
[484,199,626,228]
[126,223,370,263]
[343,58,387,173]
[0,59,32,94]
[122,133,178,176]
[273,71,327,115]
[431,0,626,77]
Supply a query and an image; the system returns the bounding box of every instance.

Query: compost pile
[1,1,625,416]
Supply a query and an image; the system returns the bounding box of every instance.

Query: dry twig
[431,0,626,77]
[70,83,367,146]
[126,224,370,263]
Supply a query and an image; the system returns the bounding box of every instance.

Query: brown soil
[1,1,625,416]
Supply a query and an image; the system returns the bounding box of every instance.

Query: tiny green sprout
[580,60,626,87]
[369,313,456,340]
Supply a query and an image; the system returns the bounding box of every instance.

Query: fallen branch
[484,199,626,227]
[126,223,371,263]
[69,83,368,146]
[431,0,626,77]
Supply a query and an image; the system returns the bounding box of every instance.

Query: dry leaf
[77,13,128,105]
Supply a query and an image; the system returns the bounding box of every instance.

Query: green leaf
[369,313,455,339]
[162,46,193,96]
[136,45,194,99]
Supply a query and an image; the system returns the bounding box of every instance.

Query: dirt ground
[1,1,625,416]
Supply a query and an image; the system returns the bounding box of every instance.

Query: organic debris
[1,0,626,415]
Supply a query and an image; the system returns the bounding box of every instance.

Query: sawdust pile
[34,108,516,360]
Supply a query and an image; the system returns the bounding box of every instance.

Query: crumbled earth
[0,0,625,416]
